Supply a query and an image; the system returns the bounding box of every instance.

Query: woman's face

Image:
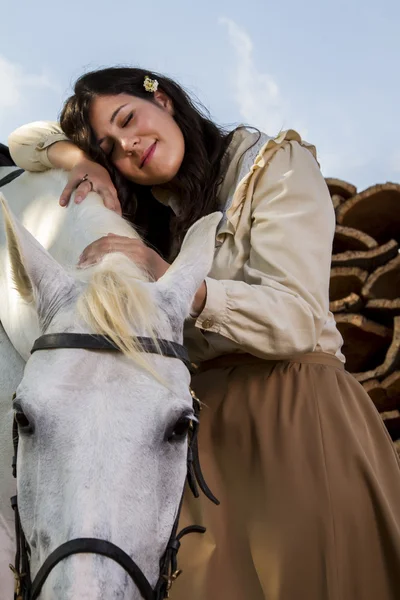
[89,92,185,186]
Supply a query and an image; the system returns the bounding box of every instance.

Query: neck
[0,322,24,597]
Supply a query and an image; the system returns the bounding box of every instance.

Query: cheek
[160,120,185,170]
[173,127,185,162]
[167,119,184,149]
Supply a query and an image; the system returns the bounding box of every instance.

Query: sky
[1,0,399,191]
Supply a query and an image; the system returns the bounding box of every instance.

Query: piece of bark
[332,194,346,211]
[364,299,400,327]
[336,183,400,245]
[330,294,364,314]
[331,239,398,271]
[362,379,398,412]
[381,410,400,441]
[333,225,378,254]
[362,254,400,301]
[335,314,393,373]
[330,267,369,300]
[382,371,400,401]
[325,178,357,199]
[352,317,400,382]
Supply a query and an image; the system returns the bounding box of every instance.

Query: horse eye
[15,411,34,434]
[167,417,192,443]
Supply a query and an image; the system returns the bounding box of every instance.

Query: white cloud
[0,55,60,109]
[219,17,302,135]
[0,55,60,134]
[218,19,373,183]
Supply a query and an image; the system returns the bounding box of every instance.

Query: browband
[31,333,192,371]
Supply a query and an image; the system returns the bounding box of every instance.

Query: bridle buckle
[190,388,202,413]
[9,563,25,599]
[162,569,182,596]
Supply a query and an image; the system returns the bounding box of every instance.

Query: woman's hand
[191,281,207,317]
[78,234,169,280]
[59,159,122,215]
[78,234,207,315]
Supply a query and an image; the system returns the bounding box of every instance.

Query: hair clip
[143,76,159,93]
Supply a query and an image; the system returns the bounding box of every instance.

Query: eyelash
[123,112,133,127]
[105,112,134,157]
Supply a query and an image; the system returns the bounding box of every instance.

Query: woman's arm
[8,121,121,213]
[193,140,335,358]
[8,121,83,171]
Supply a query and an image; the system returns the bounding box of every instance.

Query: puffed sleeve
[194,140,335,358]
[8,121,68,171]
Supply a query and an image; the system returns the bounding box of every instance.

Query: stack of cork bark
[326,178,400,455]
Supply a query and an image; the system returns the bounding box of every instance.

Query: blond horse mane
[76,252,163,377]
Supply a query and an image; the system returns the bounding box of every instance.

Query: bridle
[0,168,24,189]
[9,332,219,600]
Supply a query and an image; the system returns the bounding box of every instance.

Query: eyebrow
[97,103,128,145]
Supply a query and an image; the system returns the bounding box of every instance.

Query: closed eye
[102,112,134,157]
[122,112,133,127]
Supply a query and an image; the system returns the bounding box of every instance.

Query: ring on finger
[78,173,94,192]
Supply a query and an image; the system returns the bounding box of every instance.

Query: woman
[8,67,400,600]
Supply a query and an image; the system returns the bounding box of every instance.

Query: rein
[0,169,24,189]
[10,333,218,600]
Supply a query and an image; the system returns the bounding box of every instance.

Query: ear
[156,211,222,321]
[153,89,174,114]
[0,194,76,328]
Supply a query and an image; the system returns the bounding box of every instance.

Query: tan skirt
[171,353,400,600]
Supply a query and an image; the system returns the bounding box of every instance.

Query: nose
[120,135,139,155]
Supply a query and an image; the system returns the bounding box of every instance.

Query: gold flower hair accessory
[143,76,159,93]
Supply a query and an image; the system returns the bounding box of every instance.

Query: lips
[140,142,157,168]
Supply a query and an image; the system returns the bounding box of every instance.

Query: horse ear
[0,194,76,326]
[156,211,222,320]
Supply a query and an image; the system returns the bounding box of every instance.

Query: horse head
[1,194,220,599]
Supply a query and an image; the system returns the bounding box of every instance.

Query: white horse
[0,319,25,598]
[0,166,220,599]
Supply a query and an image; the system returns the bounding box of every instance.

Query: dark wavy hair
[60,67,234,255]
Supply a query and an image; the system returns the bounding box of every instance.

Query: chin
[150,165,182,186]
[124,161,182,187]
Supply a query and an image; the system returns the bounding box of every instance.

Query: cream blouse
[8,122,345,363]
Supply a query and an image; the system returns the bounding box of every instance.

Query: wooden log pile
[326,178,400,455]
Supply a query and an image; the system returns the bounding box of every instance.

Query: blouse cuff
[35,133,69,168]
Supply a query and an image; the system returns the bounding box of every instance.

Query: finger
[115,198,122,216]
[99,188,122,215]
[78,236,116,266]
[106,233,137,241]
[103,238,145,253]
[78,247,101,266]
[77,237,104,262]
[60,175,88,206]
[78,240,138,267]
[77,256,97,268]
[105,235,143,247]
[74,181,93,204]
[59,184,74,207]
[107,195,122,215]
